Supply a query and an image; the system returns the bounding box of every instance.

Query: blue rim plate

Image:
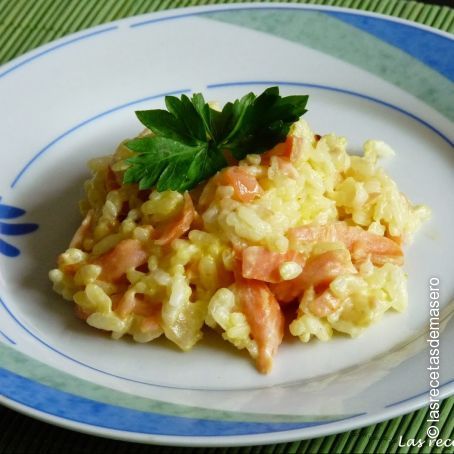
[0,3,453,446]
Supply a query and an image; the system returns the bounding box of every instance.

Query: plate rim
[2,386,451,447]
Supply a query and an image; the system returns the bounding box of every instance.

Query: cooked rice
[50,119,430,372]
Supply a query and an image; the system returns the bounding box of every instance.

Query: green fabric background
[0,0,453,452]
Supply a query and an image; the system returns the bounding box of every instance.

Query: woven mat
[0,0,453,452]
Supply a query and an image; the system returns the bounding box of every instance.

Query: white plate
[0,3,453,447]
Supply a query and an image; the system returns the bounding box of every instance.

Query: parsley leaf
[124,87,308,191]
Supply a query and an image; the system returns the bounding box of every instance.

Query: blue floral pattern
[0,197,38,257]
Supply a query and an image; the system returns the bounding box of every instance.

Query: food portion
[49,88,430,373]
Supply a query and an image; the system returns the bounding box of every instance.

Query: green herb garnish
[123,87,309,191]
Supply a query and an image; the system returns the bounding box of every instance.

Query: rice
[49,119,430,372]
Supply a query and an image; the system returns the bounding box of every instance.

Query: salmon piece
[236,279,284,373]
[298,249,355,289]
[242,246,305,283]
[261,135,302,165]
[231,245,246,281]
[270,249,355,303]
[260,141,289,165]
[133,298,161,318]
[69,209,94,249]
[155,192,195,246]
[288,221,403,266]
[93,239,148,282]
[308,290,341,318]
[140,315,161,333]
[350,238,402,266]
[289,222,351,244]
[218,166,262,203]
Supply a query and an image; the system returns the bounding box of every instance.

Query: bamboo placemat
[0,0,452,452]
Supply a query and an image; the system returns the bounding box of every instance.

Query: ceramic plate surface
[0,3,453,447]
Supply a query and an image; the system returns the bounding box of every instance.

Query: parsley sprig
[123,87,308,191]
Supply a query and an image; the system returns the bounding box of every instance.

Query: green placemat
[0,0,453,452]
